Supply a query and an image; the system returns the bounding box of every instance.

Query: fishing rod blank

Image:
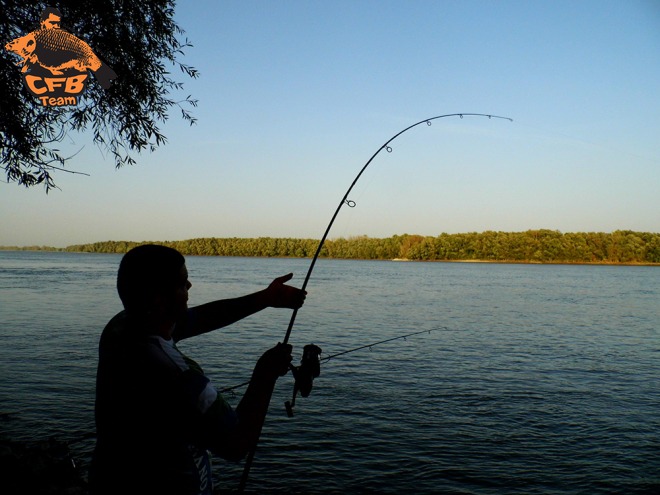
[320,328,437,363]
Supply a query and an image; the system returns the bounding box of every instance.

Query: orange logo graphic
[5,7,116,107]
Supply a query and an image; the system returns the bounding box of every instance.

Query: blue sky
[2,0,659,247]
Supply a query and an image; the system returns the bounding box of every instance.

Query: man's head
[40,7,62,29]
[117,244,189,314]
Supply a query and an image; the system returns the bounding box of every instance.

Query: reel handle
[284,344,322,417]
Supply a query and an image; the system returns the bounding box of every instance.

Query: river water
[0,251,658,494]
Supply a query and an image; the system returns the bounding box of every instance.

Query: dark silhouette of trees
[39,231,659,264]
[1,0,198,190]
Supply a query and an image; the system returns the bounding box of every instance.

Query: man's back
[90,310,215,495]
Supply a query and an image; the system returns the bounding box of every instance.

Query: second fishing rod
[238,112,513,492]
[219,327,438,396]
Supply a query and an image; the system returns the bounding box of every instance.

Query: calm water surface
[0,251,658,494]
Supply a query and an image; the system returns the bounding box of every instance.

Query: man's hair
[117,244,185,311]
[40,7,62,22]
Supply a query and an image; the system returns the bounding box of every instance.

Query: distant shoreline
[1,248,657,267]
[1,230,659,265]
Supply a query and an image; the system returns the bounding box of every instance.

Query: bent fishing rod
[281,113,511,346]
[239,112,513,492]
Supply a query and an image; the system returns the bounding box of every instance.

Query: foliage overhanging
[0,0,198,191]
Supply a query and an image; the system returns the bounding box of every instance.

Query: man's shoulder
[99,312,184,373]
[104,309,129,328]
[100,310,131,342]
[99,310,149,356]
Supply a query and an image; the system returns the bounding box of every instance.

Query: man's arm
[180,273,306,339]
[207,343,293,462]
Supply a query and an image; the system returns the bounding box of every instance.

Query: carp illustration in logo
[5,7,117,106]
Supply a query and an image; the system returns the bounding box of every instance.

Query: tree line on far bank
[4,230,659,264]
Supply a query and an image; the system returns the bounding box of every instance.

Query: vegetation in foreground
[2,230,659,264]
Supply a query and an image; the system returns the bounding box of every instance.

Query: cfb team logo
[5,6,116,106]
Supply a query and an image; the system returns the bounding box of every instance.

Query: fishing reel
[285,343,322,417]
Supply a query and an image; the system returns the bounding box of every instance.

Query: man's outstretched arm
[181,273,306,339]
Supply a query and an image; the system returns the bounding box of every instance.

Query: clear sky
[2,0,659,247]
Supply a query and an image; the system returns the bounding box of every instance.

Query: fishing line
[238,112,513,493]
[517,121,658,164]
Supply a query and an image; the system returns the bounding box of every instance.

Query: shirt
[90,310,237,495]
